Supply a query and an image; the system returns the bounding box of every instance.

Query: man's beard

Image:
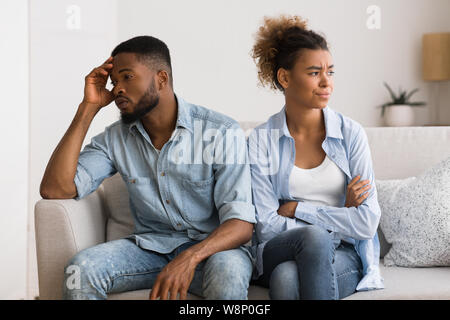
[121,80,160,124]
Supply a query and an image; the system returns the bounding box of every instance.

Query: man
[39,36,256,300]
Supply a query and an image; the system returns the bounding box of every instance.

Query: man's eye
[309,72,319,76]
[328,71,335,76]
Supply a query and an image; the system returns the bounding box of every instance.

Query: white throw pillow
[376,157,450,267]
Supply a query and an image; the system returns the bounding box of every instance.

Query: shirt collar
[126,93,193,138]
[271,105,343,140]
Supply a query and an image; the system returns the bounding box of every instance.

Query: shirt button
[166,199,170,204]
[161,172,165,176]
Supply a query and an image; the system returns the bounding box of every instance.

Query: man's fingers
[103,56,113,64]
[169,285,180,300]
[159,285,170,300]
[179,287,188,300]
[100,62,113,70]
[149,281,160,300]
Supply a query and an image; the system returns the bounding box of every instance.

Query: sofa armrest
[34,188,107,300]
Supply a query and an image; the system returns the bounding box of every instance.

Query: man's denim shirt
[74,95,256,254]
[248,106,384,291]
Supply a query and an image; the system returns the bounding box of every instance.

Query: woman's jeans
[255,225,363,300]
[62,239,253,300]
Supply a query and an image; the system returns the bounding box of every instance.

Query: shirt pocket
[123,176,161,223]
[180,175,216,222]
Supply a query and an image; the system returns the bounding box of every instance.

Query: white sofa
[35,125,450,300]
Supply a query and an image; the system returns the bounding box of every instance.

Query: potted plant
[380,82,426,126]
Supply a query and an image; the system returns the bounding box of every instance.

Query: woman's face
[280,49,334,110]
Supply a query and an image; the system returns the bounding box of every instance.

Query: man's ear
[156,70,169,90]
[277,68,290,90]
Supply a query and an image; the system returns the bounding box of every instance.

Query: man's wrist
[183,244,206,265]
[78,102,100,118]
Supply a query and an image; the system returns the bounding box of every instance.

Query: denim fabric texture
[248,106,384,291]
[253,225,363,300]
[63,239,253,299]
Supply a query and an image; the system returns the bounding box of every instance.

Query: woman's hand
[345,175,372,208]
[277,201,298,218]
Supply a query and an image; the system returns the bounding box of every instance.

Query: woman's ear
[277,68,289,90]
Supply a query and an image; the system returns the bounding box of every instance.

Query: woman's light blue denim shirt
[248,106,384,291]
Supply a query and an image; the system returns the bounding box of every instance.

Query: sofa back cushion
[101,173,134,241]
[365,127,450,179]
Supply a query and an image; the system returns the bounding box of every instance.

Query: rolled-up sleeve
[213,124,256,225]
[294,124,381,240]
[248,129,309,243]
[74,129,117,200]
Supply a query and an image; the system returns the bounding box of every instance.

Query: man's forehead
[113,53,138,67]
[111,53,148,75]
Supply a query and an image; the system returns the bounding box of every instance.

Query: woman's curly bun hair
[251,15,329,91]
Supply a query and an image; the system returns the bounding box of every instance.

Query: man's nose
[113,84,125,96]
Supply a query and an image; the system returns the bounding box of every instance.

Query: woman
[248,15,384,300]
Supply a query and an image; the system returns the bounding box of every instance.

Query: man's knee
[62,248,107,299]
[202,248,253,299]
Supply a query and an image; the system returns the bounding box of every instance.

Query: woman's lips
[316,93,331,99]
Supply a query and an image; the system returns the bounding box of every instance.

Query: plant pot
[383,104,415,127]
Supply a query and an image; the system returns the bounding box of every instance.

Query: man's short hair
[111,35,173,87]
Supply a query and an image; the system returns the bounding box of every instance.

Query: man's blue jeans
[62,239,253,300]
[254,225,363,300]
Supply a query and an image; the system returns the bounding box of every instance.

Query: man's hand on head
[81,56,115,112]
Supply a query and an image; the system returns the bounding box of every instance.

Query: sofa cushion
[377,157,450,267]
[345,261,450,300]
[107,261,450,300]
[101,173,135,241]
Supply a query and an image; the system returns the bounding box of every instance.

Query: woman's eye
[124,74,133,80]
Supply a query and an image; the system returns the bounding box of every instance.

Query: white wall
[28,0,118,299]
[0,0,29,299]
[116,0,450,126]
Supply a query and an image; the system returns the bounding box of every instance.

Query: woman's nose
[319,73,332,87]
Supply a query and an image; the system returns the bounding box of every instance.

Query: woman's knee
[299,225,333,250]
[269,261,299,300]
